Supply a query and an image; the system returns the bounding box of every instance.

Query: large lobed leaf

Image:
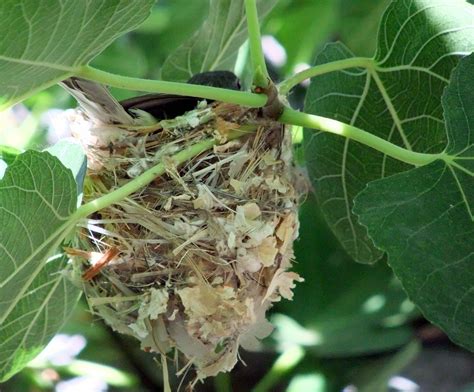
[0,0,155,110]
[354,54,474,351]
[0,151,81,380]
[303,0,474,263]
[161,0,276,81]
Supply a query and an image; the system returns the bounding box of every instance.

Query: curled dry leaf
[68,97,302,382]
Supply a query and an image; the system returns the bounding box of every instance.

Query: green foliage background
[1,0,473,391]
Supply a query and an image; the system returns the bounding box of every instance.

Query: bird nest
[68,100,302,383]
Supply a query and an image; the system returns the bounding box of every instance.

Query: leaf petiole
[77,66,267,108]
[278,57,375,95]
[279,107,445,167]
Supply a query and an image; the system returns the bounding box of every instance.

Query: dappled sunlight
[56,376,107,392]
[287,373,326,392]
[0,106,36,149]
[272,314,323,347]
[388,375,420,392]
[30,334,86,367]
[421,2,472,73]
[262,35,287,67]
[26,333,136,391]
[380,298,416,328]
[362,294,386,314]
[293,63,311,87]
[0,160,6,179]
[400,298,416,314]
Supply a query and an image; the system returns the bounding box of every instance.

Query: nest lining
[69,100,302,382]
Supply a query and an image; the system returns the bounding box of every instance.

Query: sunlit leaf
[354,54,474,351]
[46,139,87,197]
[304,0,474,263]
[161,0,276,81]
[0,0,155,109]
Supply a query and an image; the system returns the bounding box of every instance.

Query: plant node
[255,80,284,120]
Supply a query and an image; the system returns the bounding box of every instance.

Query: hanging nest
[67,97,303,383]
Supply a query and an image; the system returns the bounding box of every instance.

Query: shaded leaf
[91,36,149,79]
[354,54,474,351]
[0,0,155,109]
[137,0,209,73]
[0,151,77,336]
[0,257,81,381]
[274,193,415,357]
[304,0,474,263]
[161,0,276,81]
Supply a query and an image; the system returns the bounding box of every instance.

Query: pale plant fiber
[67,100,302,382]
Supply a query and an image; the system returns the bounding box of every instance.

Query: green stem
[0,145,21,156]
[278,57,375,95]
[77,66,267,108]
[245,0,269,87]
[73,128,255,220]
[279,107,444,166]
[0,145,22,164]
[251,346,304,392]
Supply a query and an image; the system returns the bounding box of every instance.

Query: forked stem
[72,59,446,219]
